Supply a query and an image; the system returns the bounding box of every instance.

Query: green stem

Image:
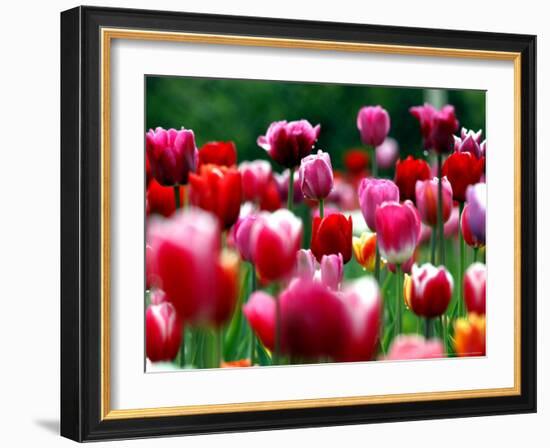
[319,198,324,219]
[473,247,479,263]
[216,328,223,367]
[437,154,445,265]
[395,265,402,335]
[441,315,448,355]
[179,327,186,368]
[174,185,181,210]
[430,227,436,265]
[458,201,465,317]
[274,296,281,365]
[375,242,381,284]
[287,167,295,212]
[424,318,432,339]
[249,263,257,365]
[371,146,378,177]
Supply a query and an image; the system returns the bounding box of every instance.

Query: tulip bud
[210,250,240,327]
[198,141,237,168]
[310,213,353,263]
[320,253,344,290]
[243,291,276,351]
[454,313,486,356]
[146,127,198,186]
[375,137,399,169]
[239,160,272,202]
[299,150,334,200]
[356,106,391,147]
[295,249,317,280]
[461,204,483,247]
[257,119,321,168]
[375,201,419,265]
[233,213,257,262]
[352,232,378,272]
[430,105,459,153]
[465,183,486,245]
[415,177,453,226]
[409,103,437,150]
[358,178,400,231]
[146,301,182,362]
[454,128,483,158]
[442,152,484,202]
[406,263,453,318]
[464,262,486,315]
[385,335,444,360]
[146,179,185,217]
[259,178,282,212]
[394,155,431,202]
[344,149,370,175]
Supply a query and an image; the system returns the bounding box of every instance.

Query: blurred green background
[146,76,485,171]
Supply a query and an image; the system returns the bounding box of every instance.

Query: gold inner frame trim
[100,27,522,420]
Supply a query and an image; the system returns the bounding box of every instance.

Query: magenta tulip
[375,137,399,169]
[464,262,486,314]
[375,201,420,264]
[319,253,344,291]
[454,128,483,158]
[146,127,198,186]
[299,150,334,200]
[233,213,257,262]
[385,335,444,361]
[257,120,320,168]
[415,177,453,227]
[146,301,183,362]
[465,183,486,245]
[243,291,276,351]
[358,178,400,231]
[409,103,437,150]
[406,263,453,318]
[239,160,272,202]
[356,106,391,147]
[410,104,459,153]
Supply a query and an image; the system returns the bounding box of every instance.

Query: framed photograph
[60,6,536,441]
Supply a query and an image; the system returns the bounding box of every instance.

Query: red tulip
[209,250,240,327]
[310,213,353,263]
[385,335,444,360]
[464,262,486,315]
[146,127,198,186]
[189,164,242,229]
[198,141,237,168]
[344,149,370,175]
[404,263,453,318]
[146,179,185,217]
[442,152,484,202]
[146,301,182,362]
[250,209,303,282]
[415,177,453,226]
[239,160,272,202]
[259,178,282,211]
[356,105,391,147]
[243,291,276,351]
[394,156,431,202]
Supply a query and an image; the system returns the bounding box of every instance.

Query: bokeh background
[145,75,486,171]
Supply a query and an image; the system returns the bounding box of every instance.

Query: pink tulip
[358,178,400,231]
[375,137,399,169]
[243,291,276,351]
[146,301,182,362]
[250,209,303,283]
[465,183,486,245]
[146,127,198,186]
[299,150,334,200]
[444,206,460,238]
[239,160,272,202]
[257,120,321,168]
[461,204,483,248]
[337,277,382,362]
[406,263,453,318]
[356,106,391,147]
[464,262,486,314]
[409,103,437,150]
[233,213,258,262]
[375,201,420,264]
[326,178,356,210]
[385,335,444,361]
[295,249,317,280]
[319,253,344,290]
[454,128,483,158]
[415,177,453,227]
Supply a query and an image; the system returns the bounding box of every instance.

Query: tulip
[464,262,486,315]
[442,152,484,202]
[454,128,483,158]
[465,183,486,245]
[327,177,357,210]
[358,178,400,231]
[376,137,399,170]
[311,213,353,263]
[146,153,152,187]
[239,160,272,202]
[274,169,304,204]
[461,204,483,248]
[454,313,486,356]
[480,140,487,157]
[220,359,252,368]
[145,244,159,289]
[145,301,183,362]
[243,291,276,351]
[149,288,167,305]
[146,179,185,217]
[394,156,431,202]
[385,335,444,361]
[250,209,303,283]
[198,141,237,168]
[233,213,257,262]
[146,127,198,186]
[409,103,437,150]
[404,263,453,318]
[415,177,453,227]
[295,248,317,280]
[356,106,391,147]
[352,232,378,272]
[444,206,460,238]
[189,164,242,229]
[430,105,459,153]
[387,250,416,275]
[259,178,282,212]
[209,250,240,327]
[337,277,382,362]
[299,150,334,204]
[320,253,344,290]
[257,119,320,168]
[344,149,370,176]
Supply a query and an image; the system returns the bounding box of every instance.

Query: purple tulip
[299,150,334,200]
[320,253,344,290]
[257,120,321,168]
[466,183,486,245]
[454,128,483,158]
[275,169,304,204]
[358,178,400,231]
[146,127,198,186]
[356,106,391,147]
[375,137,399,169]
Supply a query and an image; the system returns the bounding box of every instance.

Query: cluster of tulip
[144,102,487,370]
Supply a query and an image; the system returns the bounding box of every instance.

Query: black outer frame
[60,6,537,442]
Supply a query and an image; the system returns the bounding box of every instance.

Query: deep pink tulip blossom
[464,262,486,314]
[376,137,399,169]
[454,128,483,158]
[356,106,391,147]
[375,201,420,264]
[145,301,183,362]
[385,335,444,361]
[146,127,198,186]
[250,209,303,283]
[358,178,400,231]
[465,183,486,245]
[407,263,453,318]
[233,213,258,262]
[299,150,334,200]
[257,120,321,168]
[415,177,453,227]
[243,291,276,351]
[319,253,344,291]
[239,160,272,202]
[337,277,382,362]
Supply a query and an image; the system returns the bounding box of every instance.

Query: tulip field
[144,78,486,370]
